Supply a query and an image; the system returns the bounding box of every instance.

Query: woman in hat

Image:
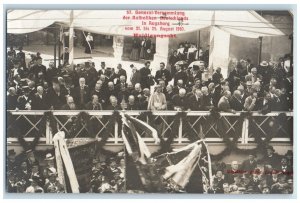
[43,153,57,183]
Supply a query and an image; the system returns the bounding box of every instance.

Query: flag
[121,113,154,164]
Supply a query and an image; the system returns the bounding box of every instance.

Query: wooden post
[114,121,119,144]
[258,36,263,65]
[58,29,61,67]
[69,10,74,68]
[54,31,57,68]
[178,118,183,144]
[197,30,201,59]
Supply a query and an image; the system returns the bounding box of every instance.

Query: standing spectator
[71,77,89,109]
[129,64,141,86]
[85,32,93,54]
[154,62,171,85]
[139,61,154,89]
[174,64,188,87]
[212,67,223,85]
[130,39,140,61]
[114,64,127,84]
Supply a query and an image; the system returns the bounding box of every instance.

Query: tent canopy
[7,10,285,38]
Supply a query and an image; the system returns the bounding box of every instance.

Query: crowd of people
[7,148,125,193]
[207,146,293,194]
[7,45,293,113]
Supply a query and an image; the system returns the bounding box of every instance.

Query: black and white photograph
[5,9,294,195]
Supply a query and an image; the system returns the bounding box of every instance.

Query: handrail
[7,110,294,117]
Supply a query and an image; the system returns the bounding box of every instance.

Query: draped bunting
[7,10,285,38]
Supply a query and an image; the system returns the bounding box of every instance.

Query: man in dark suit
[7,87,18,110]
[188,89,203,111]
[46,79,68,110]
[262,145,281,169]
[187,65,203,87]
[172,88,189,111]
[31,86,48,110]
[106,96,121,110]
[127,95,139,110]
[31,57,47,80]
[60,96,77,110]
[138,88,151,110]
[139,61,154,89]
[218,90,236,113]
[256,92,273,113]
[71,77,90,109]
[154,62,171,85]
[115,75,127,92]
[129,65,141,86]
[240,153,257,175]
[212,67,223,85]
[229,90,244,111]
[174,64,188,86]
[85,95,102,110]
[114,63,127,84]
[17,86,32,110]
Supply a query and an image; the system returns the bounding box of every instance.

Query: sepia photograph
[5,9,294,194]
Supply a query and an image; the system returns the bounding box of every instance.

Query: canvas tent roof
[7,10,285,38]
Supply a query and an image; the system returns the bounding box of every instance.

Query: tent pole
[54,31,57,68]
[58,28,61,67]
[69,10,74,68]
[258,36,263,65]
[197,30,201,59]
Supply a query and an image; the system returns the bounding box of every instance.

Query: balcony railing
[6,110,293,145]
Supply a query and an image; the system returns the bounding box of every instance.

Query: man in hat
[276,157,293,176]
[44,172,64,193]
[240,153,258,175]
[25,175,44,193]
[262,145,280,169]
[259,61,274,85]
[154,62,171,86]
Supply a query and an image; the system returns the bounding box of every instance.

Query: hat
[8,149,16,156]
[101,62,105,65]
[260,61,268,67]
[45,153,54,161]
[130,64,134,68]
